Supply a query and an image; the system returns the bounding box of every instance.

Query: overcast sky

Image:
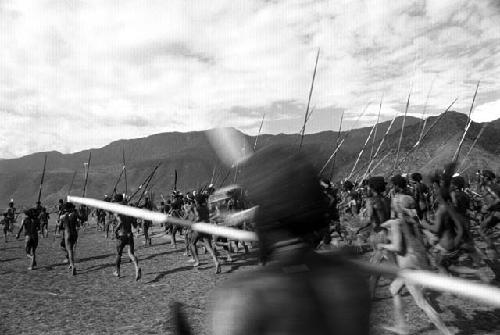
[1,0,499,158]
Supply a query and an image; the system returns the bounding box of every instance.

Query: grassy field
[1,216,499,335]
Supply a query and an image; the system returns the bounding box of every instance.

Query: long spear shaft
[392,90,412,173]
[298,49,320,151]
[123,147,128,196]
[82,152,92,197]
[328,111,345,180]
[253,113,266,151]
[37,154,48,203]
[453,81,480,162]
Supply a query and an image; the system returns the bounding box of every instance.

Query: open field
[1,216,499,335]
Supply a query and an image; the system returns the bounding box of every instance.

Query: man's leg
[406,284,454,335]
[126,237,141,281]
[202,236,221,274]
[114,237,125,277]
[65,236,76,275]
[383,278,409,335]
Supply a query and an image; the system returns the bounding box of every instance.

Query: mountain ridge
[0,111,499,206]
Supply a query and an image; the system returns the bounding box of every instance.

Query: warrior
[209,145,371,335]
[112,194,141,280]
[166,191,183,248]
[59,202,79,275]
[377,195,455,335]
[187,192,221,273]
[356,176,393,299]
[410,172,430,222]
[54,199,65,236]
[16,208,39,270]
[38,207,50,238]
[4,199,17,242]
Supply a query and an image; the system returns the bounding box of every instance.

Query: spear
[253,113,266,151]
[111,166,125,198]
[392,89,412,174]
[210,166,217,185]
[82,152,92,197]
[36,154,48,204]
[122,147,128,196]
[298,48,320,152]
[459,121,489,173]
[453,81,480,163]
[174,169,178,191]
[328,111,344,180]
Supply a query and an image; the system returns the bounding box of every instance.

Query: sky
[1,0,500,159]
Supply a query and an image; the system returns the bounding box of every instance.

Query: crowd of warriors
[317,166,500,334]
[2,156,500,334]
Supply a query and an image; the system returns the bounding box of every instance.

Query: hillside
[0,111,499,207]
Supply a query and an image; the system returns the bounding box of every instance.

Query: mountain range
[1,111,499,208]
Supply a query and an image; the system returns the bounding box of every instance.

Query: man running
[187,192,221,273]
[112,194,141,280]
[378,195,454,335]
[356,176,394,299]
[60,202,79,275]
[16,208,39,270]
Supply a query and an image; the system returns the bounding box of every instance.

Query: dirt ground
[1,217,499,335]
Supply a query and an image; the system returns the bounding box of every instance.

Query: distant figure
[112,194,141,280]
[16,208,39,270]
[39,207,50,238]
[208,145,371,335]
[4,199,17,242]
[60,202,79,276]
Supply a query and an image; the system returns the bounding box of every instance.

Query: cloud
[472,99,500,122]
[1,0,500,158]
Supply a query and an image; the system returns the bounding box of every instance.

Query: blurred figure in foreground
[209,145,371,335]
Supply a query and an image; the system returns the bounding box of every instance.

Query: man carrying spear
[112,193,141,281]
